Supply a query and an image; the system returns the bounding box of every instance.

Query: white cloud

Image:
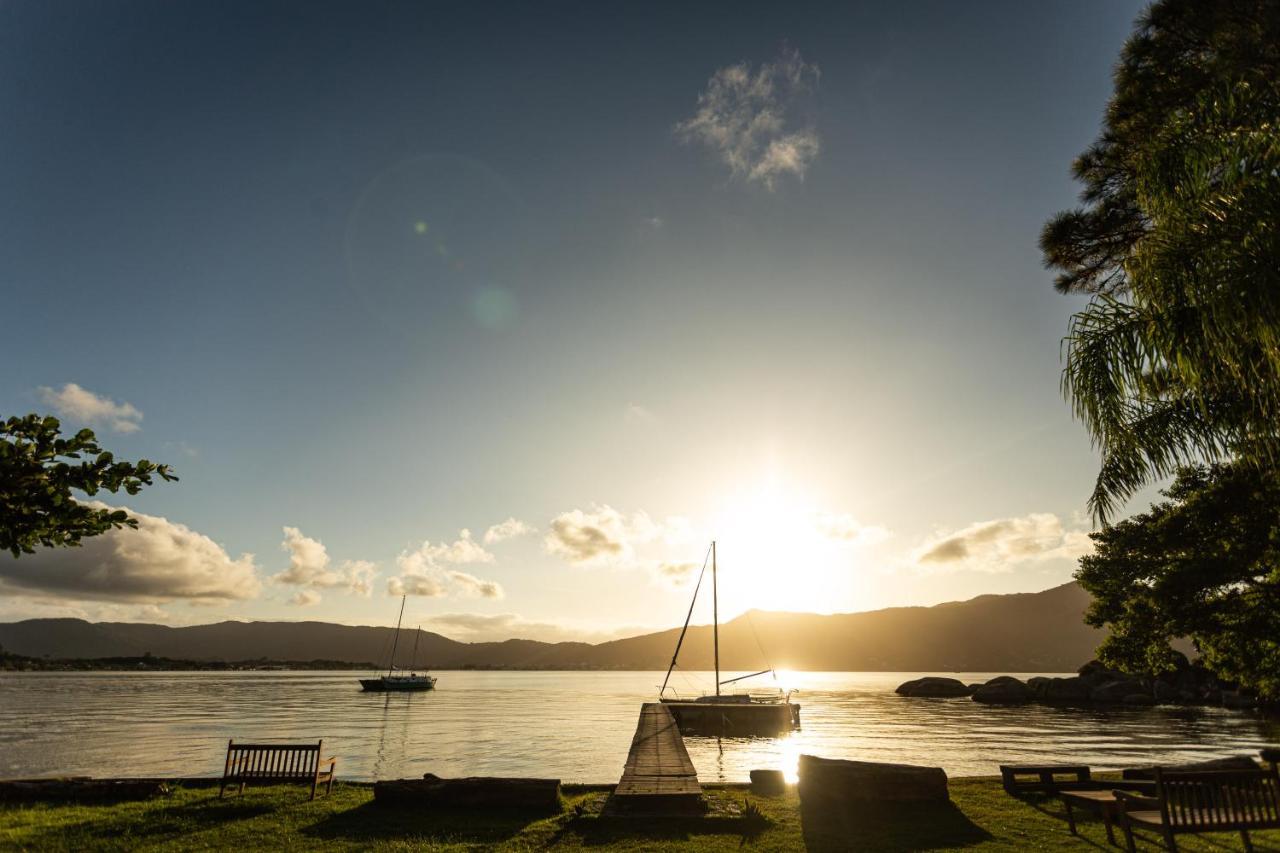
[387,574,446,597]
[625,403,656,423]
[654,561,699,586]
[814,512,892,546]
[447,570,504,599]
[545,505,690,566]
[483,518,534,544]
[272,527,379,596]
[676,46,821,189]
[388,530,502,599]
[915,512,1093,573]
[0,503,261,603]
[38,383,143,433]
[289,589,321,607]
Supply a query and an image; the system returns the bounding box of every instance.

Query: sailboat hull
[660,698,799,735]
[360,676,437,692]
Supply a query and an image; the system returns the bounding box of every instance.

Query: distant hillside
[0,582,1103,672]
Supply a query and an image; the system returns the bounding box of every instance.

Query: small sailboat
[659,541,799,733]
[360,595,437,692]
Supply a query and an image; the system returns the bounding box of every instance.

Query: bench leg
[1102,809,1115,846]
[1240,829,1253,853]
[1162,825,1178,853]
[239,782,245,796]
[327,774,334,797]
[310,778,318,801]
[1122,820,1137,853]
[1064,800,1077,835]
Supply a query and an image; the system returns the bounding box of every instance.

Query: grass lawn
[2,777,1278,851]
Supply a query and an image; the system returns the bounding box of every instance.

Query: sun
[708,480,857,616]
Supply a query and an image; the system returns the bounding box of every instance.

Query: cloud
[272,527,379,596]
[814,512,892,546]
[447,570,504,599]
[655,561,699,585]
[676,46,821,189]
[625,403,656,423]
[388,530,502,598]
[289,590,321,607]
[422,612,640,644]
[387,574,446,597]
[545,505,689,566]
[915,513,1093,572]
[483,518,534,544]
[0,503,261,603]
[37,383,143,433]
[397,530,493,574]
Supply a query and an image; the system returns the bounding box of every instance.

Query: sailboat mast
[387,594,406,678]
[410,626,422,670]
[712,540,720,696]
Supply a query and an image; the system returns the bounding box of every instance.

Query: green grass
[2,778,1278,851]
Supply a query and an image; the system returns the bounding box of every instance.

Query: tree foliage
[1077,462,1280,699]
[1042,0,1280,520]
[0,414,177,558]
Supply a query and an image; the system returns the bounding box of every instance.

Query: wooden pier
[603,703,703,815]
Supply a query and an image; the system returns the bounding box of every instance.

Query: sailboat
[658,541,799,733]
[359,595,437,692]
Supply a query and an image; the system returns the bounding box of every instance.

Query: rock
[1041,676,1092,703]
[750,769,786,795]
[1090,680,1141,703]
[374,775,561,811]
[1026,677,1052,697]
[0,778,169,803]
[1122,693,1155,706]
[798,754,949,804]
[972,677,1033,704]
[1153,681,1177,703]
[895,677,973,698]
[1222,691,1258,710]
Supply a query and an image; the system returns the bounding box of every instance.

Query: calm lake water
[2,671,1275,783]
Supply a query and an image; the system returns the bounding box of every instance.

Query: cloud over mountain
[0,503,260,603]
[916,512,1092,572]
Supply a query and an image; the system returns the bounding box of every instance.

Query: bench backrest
[225,739,322,780]
[1154,767,1280,831]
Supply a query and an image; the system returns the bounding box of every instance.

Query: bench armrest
[320,756,337,768]
[1113,790,1160,811]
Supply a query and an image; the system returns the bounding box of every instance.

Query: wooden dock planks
[608,703,702,810]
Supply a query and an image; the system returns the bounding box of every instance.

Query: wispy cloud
[289,589,321,607]
[483,518,534,544]
[676,46,821,190]
[37,383,143,433]
[914,512,1093,573]
[814,512,891,546]
[0,502,260,603]
[447,570,503,599]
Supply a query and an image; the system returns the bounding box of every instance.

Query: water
[1,671,1275,782]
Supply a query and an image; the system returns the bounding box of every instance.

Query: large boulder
[1090,680,1143,703]
[972,676,1033,704]
[1041,676,1092,703]
[1123,693,1155,706]
[896,677,973,698]
[798,755,948,804]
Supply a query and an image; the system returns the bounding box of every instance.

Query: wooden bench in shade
[1117,766,1280,852]
[220,739,336,800]
[999,764,1092,795]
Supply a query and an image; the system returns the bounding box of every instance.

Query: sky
[0,0,1153,642]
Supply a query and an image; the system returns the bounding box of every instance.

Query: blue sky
[1,1,1150,640]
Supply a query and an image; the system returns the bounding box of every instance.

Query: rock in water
[798,755,949,804]
[971,676,1033,704]
[895,677,973,698]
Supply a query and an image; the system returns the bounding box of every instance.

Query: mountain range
[0,582,1101,672]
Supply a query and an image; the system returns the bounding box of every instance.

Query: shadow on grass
[10,795,276,849]
[554,812,772,847]
[799,798,992,852]
[304,800,552,844]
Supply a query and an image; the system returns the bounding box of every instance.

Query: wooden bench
[220,739,336,800]
[1117,766,1280,852]
[999,764,1092,795]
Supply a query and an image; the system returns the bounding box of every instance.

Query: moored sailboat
[360,595,437,692]
[659,541,799,734]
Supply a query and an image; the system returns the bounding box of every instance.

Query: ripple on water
[1,671,1276,781]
